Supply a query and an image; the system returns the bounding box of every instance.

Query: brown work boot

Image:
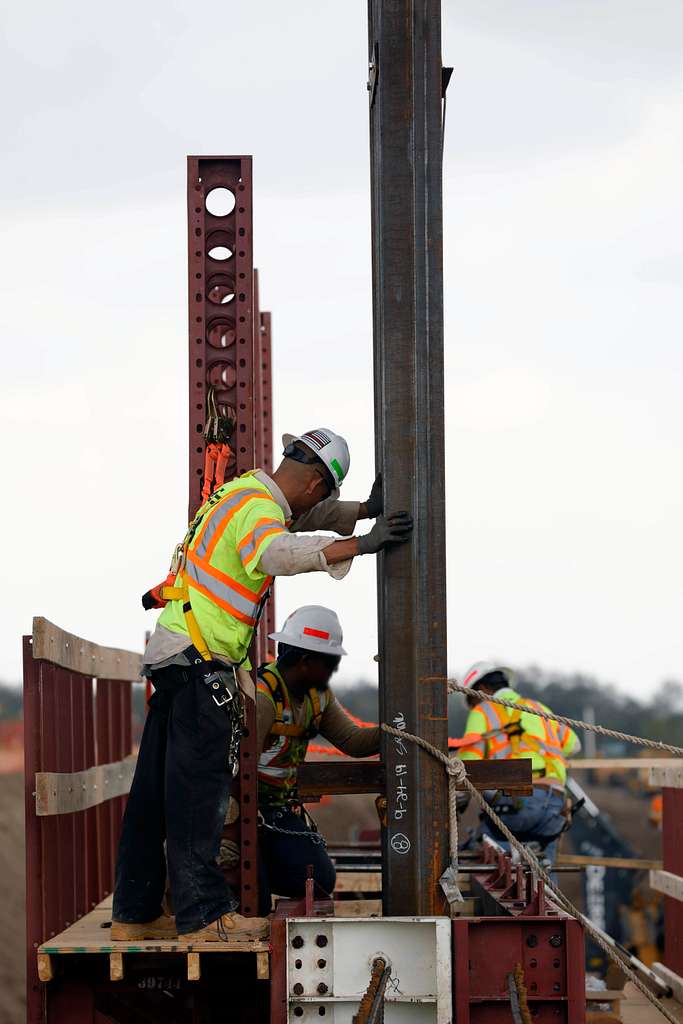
[179,912,269,943]
[111,914,177,941]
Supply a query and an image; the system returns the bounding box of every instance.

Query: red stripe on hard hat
[303,627,330,640]
[463,669,479,687]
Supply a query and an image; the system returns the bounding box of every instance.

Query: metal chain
[257,811,327,847]
[448,680,683,756]
[380,722,680,1024]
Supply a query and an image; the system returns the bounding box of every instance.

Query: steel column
[662,788,683,975]
[187,156,265,916]
[367,0,449,914]
[187,156,255,520]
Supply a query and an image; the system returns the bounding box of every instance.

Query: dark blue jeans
[479,786,567,866]
[258,806,336,916]
[113,664,238,933]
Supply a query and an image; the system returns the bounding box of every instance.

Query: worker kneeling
[456,662,581,866]
[256,607,379,913]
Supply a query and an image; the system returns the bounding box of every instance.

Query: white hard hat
[461,660,515,690]
[282,428,350,487]
[269,605,348,657]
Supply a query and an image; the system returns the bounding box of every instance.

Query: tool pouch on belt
[188,656,244,776]
[192,660,240,710]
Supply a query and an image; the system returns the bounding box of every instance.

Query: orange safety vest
[465,695,571,784]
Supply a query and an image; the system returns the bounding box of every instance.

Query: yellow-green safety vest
[159,473,286,665]
[256,662,328,806]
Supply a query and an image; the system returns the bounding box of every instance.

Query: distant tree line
[3,670,681,749]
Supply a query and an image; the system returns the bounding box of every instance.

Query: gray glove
[364,472,383,518]
[358,511,413,555]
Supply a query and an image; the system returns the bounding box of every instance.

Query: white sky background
[1,1,682,694]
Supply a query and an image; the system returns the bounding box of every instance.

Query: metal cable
[448,681,683,756]
[380,722,680,1024]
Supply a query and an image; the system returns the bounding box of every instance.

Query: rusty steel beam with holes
[186,156,260,917]
[259,310,277,654]
[367,0,449,915]
[186,156,255,521]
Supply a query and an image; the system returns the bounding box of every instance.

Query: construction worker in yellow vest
[454,661,581,866]
[112,429,412,944]
[255,606,379,914]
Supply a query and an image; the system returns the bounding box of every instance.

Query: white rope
[381,722,680,1024]
[448,680,683,756]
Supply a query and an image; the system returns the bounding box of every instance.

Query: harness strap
[159,583,211,661]
[260,667,323,738]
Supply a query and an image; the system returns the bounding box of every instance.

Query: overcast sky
[1,1,682,695]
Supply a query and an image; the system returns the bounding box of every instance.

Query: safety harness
[259,666,323,739]
[141,485,237,662]
[201,386,234,504]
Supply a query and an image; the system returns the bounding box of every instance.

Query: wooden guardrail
[24,617,141,1024]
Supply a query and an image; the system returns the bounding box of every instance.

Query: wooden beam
[109,952,124,982]
[37,953,53,982]
[187,953,201,981]
[570,758,682,771]
[558,854,662,871]
[256,951,269,980]
[650,869,683,903]
[32,616,142,681]
[297,758,532,798]
[650,763,683,789]
[335,872,381,893]
[35,755,137,815]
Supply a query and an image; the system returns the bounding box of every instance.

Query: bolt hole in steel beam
[208,362,237,390]
[205,186,236,217]
[207,275,236,305]
[208,245,233,261]
[207,321,236,349]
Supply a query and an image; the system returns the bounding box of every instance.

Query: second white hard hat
[269,605,348,657]
[461,660,515,690]
[282,428,350,487]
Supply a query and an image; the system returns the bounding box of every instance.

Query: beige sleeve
[258,533,352,580]
[291,494,360,536]
[256,690,277,752]
[318,692,381,757]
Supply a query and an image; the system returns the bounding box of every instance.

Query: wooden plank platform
[621,982,683,1024]
[37,896,270,957]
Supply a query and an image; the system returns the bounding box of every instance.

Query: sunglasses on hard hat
[283,442,335,494]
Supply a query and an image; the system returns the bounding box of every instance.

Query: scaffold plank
[650,763,683,788]
[32,618,142,681]
[35,755,137,816]
[650,869,683,903]
[37,897,269,957]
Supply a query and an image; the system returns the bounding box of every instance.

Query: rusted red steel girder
[186,155,256,520]
[258,309,276,653]
[186,156,263,916]
[367,0,449,914]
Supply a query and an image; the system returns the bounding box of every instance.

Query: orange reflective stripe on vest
[182,487,275,628]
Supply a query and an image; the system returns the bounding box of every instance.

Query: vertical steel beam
[187,157,264,916]
[663,788,683,974]
[367,0,449,915]
[187,156,255,520]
